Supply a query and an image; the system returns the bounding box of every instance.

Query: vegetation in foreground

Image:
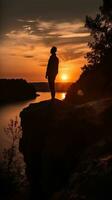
[0,117,29,200]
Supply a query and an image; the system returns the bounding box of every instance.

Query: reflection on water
[0,92,66,148]
[33,92,66,103]
[61,93,66,99]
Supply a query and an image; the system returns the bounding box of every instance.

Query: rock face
[19,98,112,200]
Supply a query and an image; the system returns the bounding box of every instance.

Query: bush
[0,117,28,199]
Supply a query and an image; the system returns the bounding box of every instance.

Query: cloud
[5,19,89,39]
[0,19,89,73]
[1,0,102,35]
[59,43,89,62]
[59,33,90,38]
[2,18,91,50]
[23,55,34,58]
[5,30,40,41]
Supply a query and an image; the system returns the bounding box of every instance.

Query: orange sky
[0,20,89,82]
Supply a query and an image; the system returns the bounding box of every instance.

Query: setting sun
[61,74,68,81]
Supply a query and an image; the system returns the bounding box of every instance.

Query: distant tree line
[0,79,36,103]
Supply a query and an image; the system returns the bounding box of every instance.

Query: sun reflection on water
[61,93,66,99]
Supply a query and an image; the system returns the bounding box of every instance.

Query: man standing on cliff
[46,47,59,100]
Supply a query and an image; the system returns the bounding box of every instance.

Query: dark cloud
[42,35,90,47]
[9,53,17,56]
[60,50,86,61]
[1,0,102,34]
[3,19,90,48]
[23,55,34,58]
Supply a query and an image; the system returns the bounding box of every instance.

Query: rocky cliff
[19,97,112,200]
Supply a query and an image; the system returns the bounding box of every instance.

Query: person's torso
[48,55,59,74]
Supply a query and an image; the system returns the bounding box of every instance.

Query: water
[0,92,66,149]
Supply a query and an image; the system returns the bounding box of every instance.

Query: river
[0,92,66,149]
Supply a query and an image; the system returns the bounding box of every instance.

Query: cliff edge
[19,98,112,200]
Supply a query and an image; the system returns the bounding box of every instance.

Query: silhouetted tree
[66,0,112,103]
[84,0,112,72]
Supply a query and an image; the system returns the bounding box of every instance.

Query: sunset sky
[0,0,102,82]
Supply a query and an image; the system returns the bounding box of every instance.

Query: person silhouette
[46,47,59,100]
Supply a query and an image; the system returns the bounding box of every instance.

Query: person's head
[50,46,57,54]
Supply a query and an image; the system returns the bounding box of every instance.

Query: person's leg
[51,78,55,99]
[48,76,55,100]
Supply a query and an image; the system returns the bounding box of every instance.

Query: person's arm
[45,57,51,79]
[56,57,59,75]
[45,68,48,79]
